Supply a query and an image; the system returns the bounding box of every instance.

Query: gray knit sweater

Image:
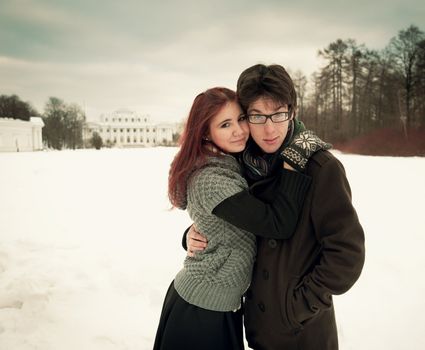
[174,154,257,312]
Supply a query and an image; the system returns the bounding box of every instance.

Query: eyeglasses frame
[246,109,293,124]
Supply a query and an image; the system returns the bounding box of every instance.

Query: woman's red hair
[168,87,237,208]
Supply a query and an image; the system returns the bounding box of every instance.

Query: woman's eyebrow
[215,118,232,126]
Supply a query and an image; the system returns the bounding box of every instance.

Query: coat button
[262,269,269,280]
[268,239,277,248]
[258,302,265,312]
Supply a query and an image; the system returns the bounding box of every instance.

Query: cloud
[1,0,424,122]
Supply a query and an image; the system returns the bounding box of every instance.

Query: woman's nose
[233,124,245,136]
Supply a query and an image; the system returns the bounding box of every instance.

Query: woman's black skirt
[153,281,244,350]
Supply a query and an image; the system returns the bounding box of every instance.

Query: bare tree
[389,25,425,129]
[318,39,349,132]
[292,70,308,118]
[413,39,425,126]
[43,97,86,149]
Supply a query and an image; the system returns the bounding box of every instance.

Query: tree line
[294,24,425,143]
[0,95,38,121]
[1,24,423,150]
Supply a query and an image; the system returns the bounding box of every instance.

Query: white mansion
[83,109,177,147]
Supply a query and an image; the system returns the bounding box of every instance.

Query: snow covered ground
[0,148,424,350]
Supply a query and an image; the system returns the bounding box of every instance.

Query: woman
[153,87,311,350]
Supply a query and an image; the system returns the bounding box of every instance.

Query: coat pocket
[281,276,303,330]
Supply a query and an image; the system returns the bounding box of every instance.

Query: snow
[0,148,424,350]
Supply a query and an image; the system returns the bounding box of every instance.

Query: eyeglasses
[246,111,291,124]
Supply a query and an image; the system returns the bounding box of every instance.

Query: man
[186,64,365,349]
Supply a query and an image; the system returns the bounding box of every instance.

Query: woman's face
[207,101,249,153]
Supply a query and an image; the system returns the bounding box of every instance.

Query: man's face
[247,97,291,154]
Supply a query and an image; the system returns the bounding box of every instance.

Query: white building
[0,117,44,152]
[83,109,176,147]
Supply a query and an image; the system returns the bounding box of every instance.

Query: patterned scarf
[241,119,306,182]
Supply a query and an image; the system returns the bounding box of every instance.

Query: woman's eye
[239,115,247,121]
[221,123,230,128]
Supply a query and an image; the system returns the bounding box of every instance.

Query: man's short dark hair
[237,64,297,113]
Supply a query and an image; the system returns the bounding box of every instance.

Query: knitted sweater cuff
[181,226,191,251]
[278,169,312,206]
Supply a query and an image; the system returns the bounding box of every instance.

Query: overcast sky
[1,0,424,123]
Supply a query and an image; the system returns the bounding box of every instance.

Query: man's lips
[263,136,279,144]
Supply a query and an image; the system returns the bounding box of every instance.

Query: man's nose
[263,118,276,133]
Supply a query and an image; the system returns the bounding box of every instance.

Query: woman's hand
[187,225,208,257]
[283,162,295,171]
